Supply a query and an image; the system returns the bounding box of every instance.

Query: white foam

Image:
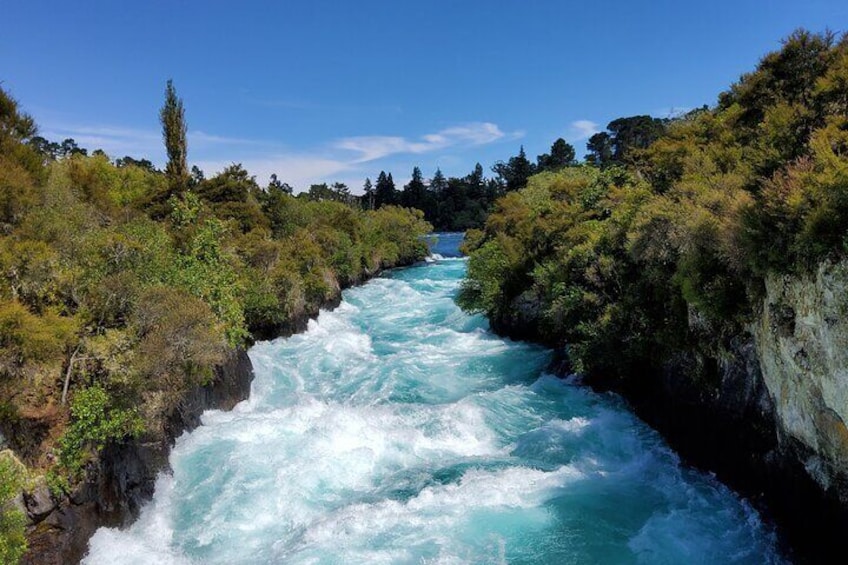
[84,256,783,564]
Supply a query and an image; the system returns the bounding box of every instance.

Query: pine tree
[430,168,447,193]
[160,79,189,189]
[362,177,375,210]
[492,146,535,192]
[401,166,426,209]
[374,171,397,208]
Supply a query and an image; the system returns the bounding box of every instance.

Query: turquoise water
[85,234,783,564]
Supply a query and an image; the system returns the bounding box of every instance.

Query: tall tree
[586,116,665,167]
[492,145,534,192]
[160,79,188,189]
[537,138,575,171]
[401,166,427,210]
[267,173,292,194]
[374,171,397,208]
[430,168,447,194]
[585,132,613,166]
[362,177,375,210]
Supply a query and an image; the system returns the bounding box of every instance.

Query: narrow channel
[84,233,782,564]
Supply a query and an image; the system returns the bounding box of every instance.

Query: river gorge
[82,234,783,564]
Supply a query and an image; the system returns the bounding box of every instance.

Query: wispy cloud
[336,122,517,163]
[569,120,600,140]
[38,119,519,192]
[195,155,352,190]
[40,123,264,159]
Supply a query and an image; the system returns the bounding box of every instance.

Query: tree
[0,88,36,141]
[160,79,188,189]
[607,116,665,161]
[60,138,87,157]
[190,165,205,186]
[537,138,576,171]
[401,166,427,209]
[29,135,61,160]
[195,164,267,232]
[374,171,397,208]
[492,146,534,192]
[0,86,43,226]
[116,155,158,173]
[267,173,292,195]
[430,168,447,194]
[586,132,613,166]
[586,116,665,167]
[362,177,375,210]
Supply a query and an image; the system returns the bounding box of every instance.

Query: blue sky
[3,1,846,192]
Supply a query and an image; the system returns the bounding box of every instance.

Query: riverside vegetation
[460,29,848,382]
[457,30,848,559]
[0,82,430,562]
[2,27,847,563]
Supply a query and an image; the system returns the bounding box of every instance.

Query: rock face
[22,347,254,565]
[578,260,848,562]
[753,260,848,501]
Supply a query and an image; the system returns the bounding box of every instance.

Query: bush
[55,385,143,483]
[0,451,26,564]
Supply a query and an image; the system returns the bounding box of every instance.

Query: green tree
[0,452,26,564]
[401,166,427,209]
[492,146,535,192]
[160,79,189,189]
[585,132,612,165]
[430,169,447,194]
[537,138,576,171]
[267,173,292,194]
[374,171,397,208]
[587,116,666,166]
[362,177,375,210]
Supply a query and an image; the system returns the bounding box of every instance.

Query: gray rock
[753,259,848,499]
[24,481,56,522]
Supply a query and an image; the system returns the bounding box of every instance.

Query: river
[84,233,783,564]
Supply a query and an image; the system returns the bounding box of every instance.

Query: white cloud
[569,120,600,140]
[39,123,269,160]
[195,155,352,190]
[336,122,513,163]
[40,124,162,159]
[38,119,519,192]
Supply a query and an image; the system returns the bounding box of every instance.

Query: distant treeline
[356,124,674,231]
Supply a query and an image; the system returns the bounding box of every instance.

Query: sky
[2,0,847,193]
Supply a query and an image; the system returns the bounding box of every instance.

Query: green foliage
[160,79,188,188]
[461,30,848,382]
[537,138,576,171]
[55,385,143,482]
[0,452,26,564]
[0,81,433,505]
[0,300,78,376]
[586,116,667,167]
[131,287,226,391]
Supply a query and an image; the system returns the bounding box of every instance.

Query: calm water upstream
[84,233,784,564]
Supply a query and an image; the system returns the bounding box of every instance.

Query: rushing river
[85,233,784,564]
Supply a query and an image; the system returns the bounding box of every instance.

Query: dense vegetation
[0,83,431,557]
[359,139,580,232]
[459,30,848,381]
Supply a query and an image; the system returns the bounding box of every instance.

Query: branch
[61,345,82,405]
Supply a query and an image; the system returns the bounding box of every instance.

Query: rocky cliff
[21,347,254,564]
[569,260,848,563]
[754,260,848,503]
